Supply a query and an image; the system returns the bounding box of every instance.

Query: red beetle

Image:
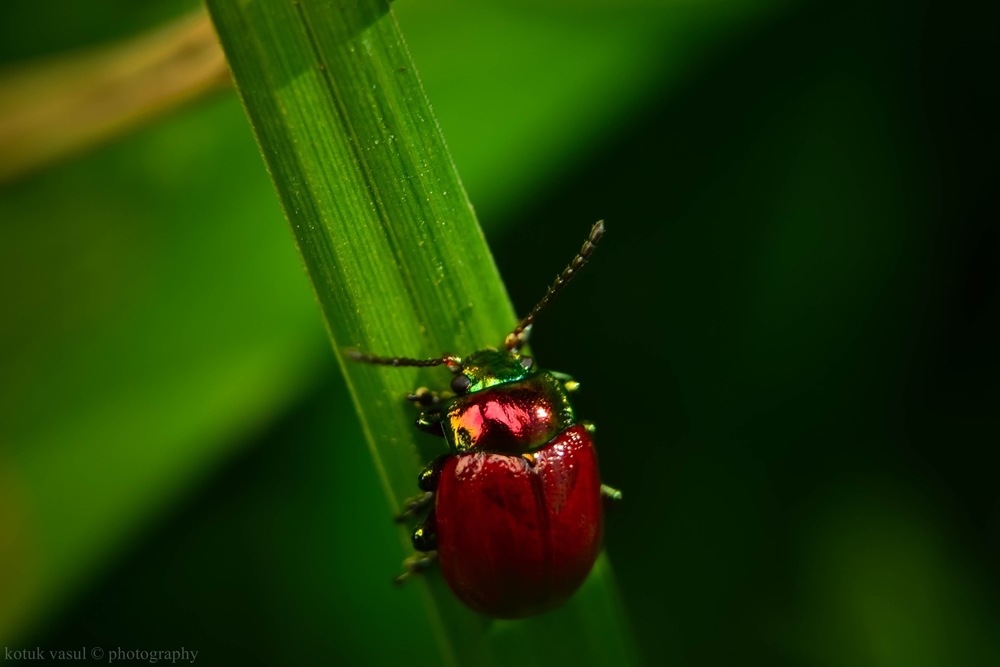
[349,221,620,618]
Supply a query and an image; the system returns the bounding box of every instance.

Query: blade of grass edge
[205,1,638,664]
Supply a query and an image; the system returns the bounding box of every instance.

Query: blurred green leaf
[783,479,1000,667]
[395,0,793,223]
[0,96,328,642]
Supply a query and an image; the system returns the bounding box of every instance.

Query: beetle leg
[393,550,438,586]
[410,387,456,437]
[417,455,447,492]
[407,387,447,407]
[395,456,447,521]
[411,508,438,552]
[394,491,434,523]
[393,468,444,584]
[415,410,445,437]
[549,371,580,392]
[600,484,623,502]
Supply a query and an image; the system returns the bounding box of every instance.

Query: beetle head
[449,349,534,395]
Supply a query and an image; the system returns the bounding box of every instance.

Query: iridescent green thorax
[443,370,576,455]
[457,349,532,393]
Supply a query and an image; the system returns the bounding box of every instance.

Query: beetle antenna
[346,349,463,371]
[505,220,605,351]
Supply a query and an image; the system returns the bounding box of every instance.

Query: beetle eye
[451,374,472,394]
[520,356,534,371]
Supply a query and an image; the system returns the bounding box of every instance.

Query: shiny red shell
[433,424,603,619]
[442,373,573,454]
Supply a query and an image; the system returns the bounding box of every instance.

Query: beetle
[348,220,620,619]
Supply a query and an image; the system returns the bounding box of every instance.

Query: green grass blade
[205,1,638,663]
[207,0,512,504]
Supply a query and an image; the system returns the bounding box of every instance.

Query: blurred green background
[1,0,997,665]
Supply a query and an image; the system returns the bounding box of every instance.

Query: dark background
[1,0,997,665]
